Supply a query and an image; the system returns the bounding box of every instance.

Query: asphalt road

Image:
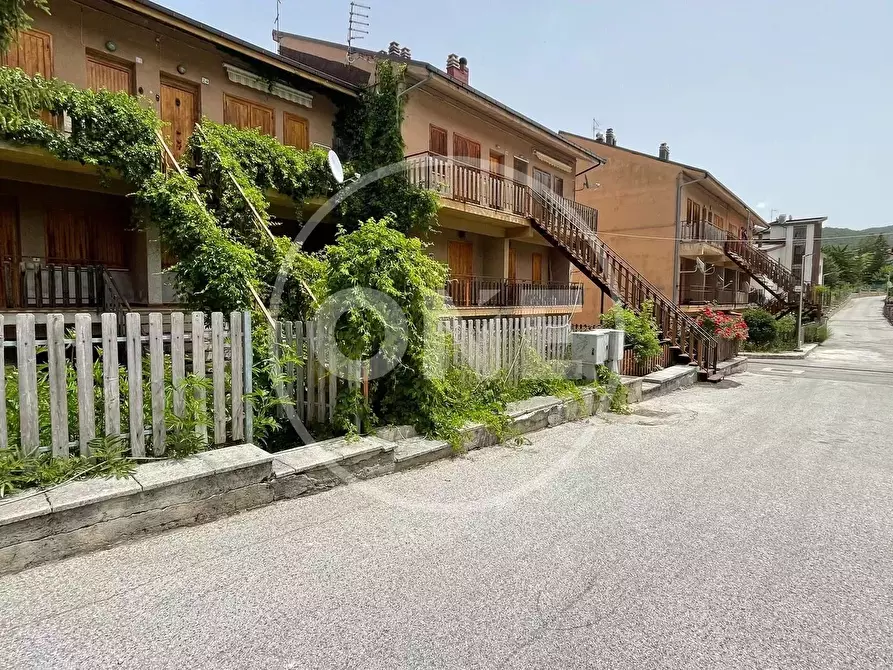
[1,298,892,669]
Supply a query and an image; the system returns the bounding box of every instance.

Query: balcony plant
[695,307,748,341]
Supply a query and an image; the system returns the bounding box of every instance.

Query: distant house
[755,215,826,287]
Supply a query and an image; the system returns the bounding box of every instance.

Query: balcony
[0,258,129,312]
[679,219,731,261]
[442,276,583,310]
[405,151,598,232]
[679,285,751,308]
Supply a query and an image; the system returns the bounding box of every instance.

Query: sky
[161,0,893,230]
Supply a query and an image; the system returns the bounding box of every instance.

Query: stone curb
[0,444,273,576]
[746,343,819,360]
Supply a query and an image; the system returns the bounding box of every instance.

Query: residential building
[0,0,357,316]
[755,215,826,287]
[274,32,604,317]
[558,130,778,324]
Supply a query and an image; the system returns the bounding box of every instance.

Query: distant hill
[822,225,893,248]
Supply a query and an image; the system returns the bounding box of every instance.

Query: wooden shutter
[531,253,543,283]
[284,112,309,149]
[86,54,133,94]
[448,241,474,277]
[160,80,198,159]
[429,125,448,156]
[508,248,516,280]
[46,203,127,267]
[553,176,564,196]
[224,94,274,136]
[533,168,551,191]
[224,94,250,129]
[2,29,52,77]
[453,133,480,166]
[251,104,275,136]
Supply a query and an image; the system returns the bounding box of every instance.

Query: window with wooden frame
[86,51,134,94]
[429,124,448,156]
[223,94,275,136]
[553,176,564,197]
[1,29,52,77]
[3,29,54,125]
[452,133,481,166]
[284,112,309,149]
[686,199,702,225]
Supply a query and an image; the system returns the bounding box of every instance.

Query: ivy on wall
[334,60,439,236]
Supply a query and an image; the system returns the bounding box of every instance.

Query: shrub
[600,299,662,363]
[742,308,777,346]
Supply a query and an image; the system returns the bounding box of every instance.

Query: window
[714,214,725,230]
[284,112,309,149]
[533,167,551,191]
[793,225,807,240]
[453,133,481,166]
[686,198,702,225]
[1,29,52,77]
[86,52,133,94]
[429,125,448,156]
[223,94,274,136]
[553,176,564,196]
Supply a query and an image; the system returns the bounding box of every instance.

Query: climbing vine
[0,0,49,52]
[334,60,439,235]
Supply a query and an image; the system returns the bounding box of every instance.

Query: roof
[559,130,768,226]
[770,216,828,227]
[272,31,606,165]
[104,0,359,95]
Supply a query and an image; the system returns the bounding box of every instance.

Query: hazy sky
[161,0,893,230]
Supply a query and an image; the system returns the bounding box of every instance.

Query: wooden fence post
[230,312,244,442]
[191,311,207,444]
[211,312,226,444]
[75,314,95,456]
[149,313,165,455]
[243,311,253,443]
[101,313,121,438]
[0,315,6,451]
[125,312,145,458]
[46,314,68,458]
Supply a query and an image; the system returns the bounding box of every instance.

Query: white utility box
[570,329,624,377]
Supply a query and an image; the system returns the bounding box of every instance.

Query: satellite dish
[695,258,707,274]
[327,150,344,184]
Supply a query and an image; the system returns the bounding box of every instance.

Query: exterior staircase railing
[528,184,720,373]
[724,236,821,316]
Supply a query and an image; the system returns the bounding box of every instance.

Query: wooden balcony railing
[405,152,597,231]
[0,259,130,316]
[443,276,584,309]
[681,219,728,244]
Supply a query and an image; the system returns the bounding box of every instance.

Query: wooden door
[532,252,543,283]
[251,104,275,136]
[160,80,198,160]
[0,196,20,307]
[533,167,552,194]
[452,134,481,202]
[429,125,448,156]
[87,54,133,94]
[1,29,52,76]
[508,248,516,280]
[448,240,474,306]
[284,112,309,149]
[489,152,505,209]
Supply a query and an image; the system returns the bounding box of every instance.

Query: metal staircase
[528,186,720,373]
[724,238,821,318]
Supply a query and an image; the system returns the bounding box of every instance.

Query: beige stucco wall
[33,0,340,148]
[563,137,681,324]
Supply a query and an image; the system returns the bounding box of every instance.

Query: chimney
[659,142,670,160]
[605,128,616,146]
[388,41,401,56]
[446,54,469,84]
[400,46,411,59]
[595,132,605,143]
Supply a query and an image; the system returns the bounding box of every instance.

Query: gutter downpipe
[673,172,711,303]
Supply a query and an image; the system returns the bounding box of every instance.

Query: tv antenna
[347,2,370,63]
[592,118,601,139]
[274,0,282,38]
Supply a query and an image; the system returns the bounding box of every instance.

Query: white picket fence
[1,311,253,458]
[440,315,572,380]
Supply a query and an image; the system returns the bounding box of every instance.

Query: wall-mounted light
[105,40,117,52]
[176,64,187,75]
